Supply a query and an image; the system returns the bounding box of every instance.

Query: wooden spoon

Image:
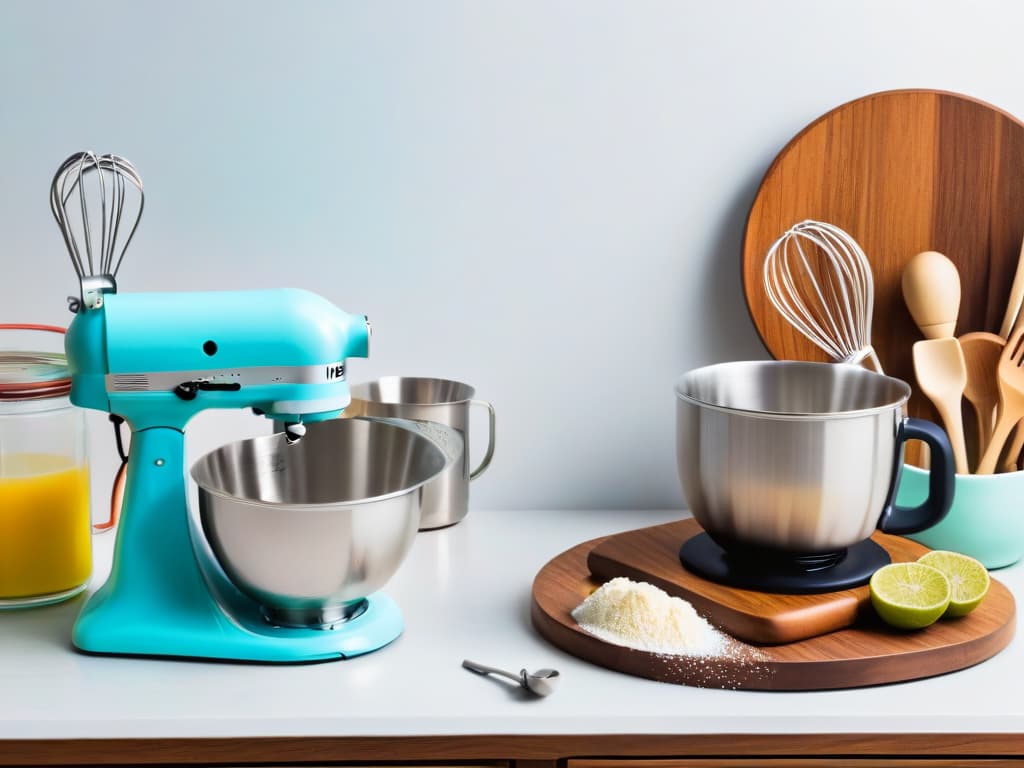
[977,326,1024,474]
[902,251,962,339]
[959,331,1004,457]
[902,251,969,474]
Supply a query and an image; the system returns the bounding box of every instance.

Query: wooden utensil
[977,325,1024,473]
[901,250,962,339]
[911,339,969,474]
[995,233,1024,471]
[959,331,1005,454]
[743,89,1024,468]
[999,423,1024,473]
[999,234,1024,338]
[530,519,1016,691]
[901,250,969,473]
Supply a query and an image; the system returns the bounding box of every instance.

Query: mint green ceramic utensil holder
[895,464,1024,569]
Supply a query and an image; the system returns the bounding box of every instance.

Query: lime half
[870,562,951,630]
[918,550,991,617]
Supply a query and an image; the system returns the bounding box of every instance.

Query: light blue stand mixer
[50,152,410,662]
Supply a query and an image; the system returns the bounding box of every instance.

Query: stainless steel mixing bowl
[675,360,954,556]
[190,417,453,628]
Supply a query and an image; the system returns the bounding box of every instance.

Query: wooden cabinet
[7,735,1024,767]
[570,760,1024,767]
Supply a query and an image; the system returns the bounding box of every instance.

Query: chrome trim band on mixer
[269,394,350,415]
[105,361,347,393]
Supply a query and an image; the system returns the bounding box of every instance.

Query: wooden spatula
[977,326,1024,474]
[911,338,969,474]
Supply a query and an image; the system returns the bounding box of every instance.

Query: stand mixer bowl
[191,417,454,629]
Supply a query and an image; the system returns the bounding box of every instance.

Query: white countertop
[1,507,1022,740]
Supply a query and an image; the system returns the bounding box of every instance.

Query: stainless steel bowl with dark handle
[675,360,955,556]
[191,416,457,628]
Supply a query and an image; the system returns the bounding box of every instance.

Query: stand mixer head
[50,151,434,662]
[66,287,370,434]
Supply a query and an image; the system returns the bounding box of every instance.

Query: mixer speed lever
[174,380,242,400]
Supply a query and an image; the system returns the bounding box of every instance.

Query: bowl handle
[878,417,955,535]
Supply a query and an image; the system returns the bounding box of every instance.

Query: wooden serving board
[741,89,1024,466]
[588,518,917,644]
[531,522,1015,691]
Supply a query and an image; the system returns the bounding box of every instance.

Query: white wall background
[0,0,1018,513]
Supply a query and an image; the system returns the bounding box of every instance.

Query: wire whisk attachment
[763,219,883,373]
[50,152,144,311]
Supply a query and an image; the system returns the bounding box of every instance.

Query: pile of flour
[571,576,725,656]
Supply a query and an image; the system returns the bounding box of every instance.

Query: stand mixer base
[73,588,403,663]
[71,425,404,663]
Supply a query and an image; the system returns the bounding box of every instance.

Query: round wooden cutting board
[530,524,1015,691]
[742,89,1024,465]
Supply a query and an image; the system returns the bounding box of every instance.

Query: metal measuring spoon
[462,659,560,696]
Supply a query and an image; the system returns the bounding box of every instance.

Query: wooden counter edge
[4,733,1024,765]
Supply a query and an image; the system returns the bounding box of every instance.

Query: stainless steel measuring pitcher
[344,377,496,530]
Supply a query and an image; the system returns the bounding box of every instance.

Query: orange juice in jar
[0,326,97,609]
[0,453,91,600]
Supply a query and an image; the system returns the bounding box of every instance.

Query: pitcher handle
[469,399,496,480]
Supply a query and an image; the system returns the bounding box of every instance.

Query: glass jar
[0,324,94,609]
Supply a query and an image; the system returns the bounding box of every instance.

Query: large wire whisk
[763,219,883,373]
[50,152,144,311]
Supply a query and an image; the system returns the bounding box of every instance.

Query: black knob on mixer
[174,380,242,400]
